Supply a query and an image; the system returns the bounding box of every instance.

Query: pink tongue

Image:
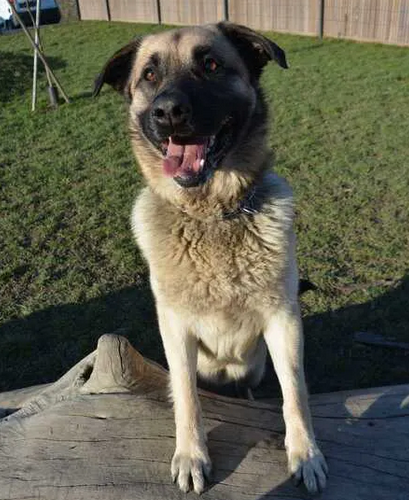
[163,138,206,177]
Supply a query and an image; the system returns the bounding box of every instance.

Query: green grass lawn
[0,21,408,395]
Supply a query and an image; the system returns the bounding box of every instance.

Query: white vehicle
[0,1,12,29]
[0,0,60,29]
[0,16,7,30]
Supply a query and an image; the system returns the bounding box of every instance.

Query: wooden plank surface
[1,389,409,499]
[1,390,408,499]
[324,0,409,45]
[159,0,224,26]
[75,0,409,46]
[109,0,158,24]
[78,0,109,21]
[0,336,408,499]
[228,0,319,36]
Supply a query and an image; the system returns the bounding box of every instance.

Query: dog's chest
[133,194,290,312]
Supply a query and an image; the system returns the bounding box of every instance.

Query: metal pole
[27,0,58,109]
[156,0,161,24]
[5,0,70,104]
[104,0,111,21]
[319,0,325,40]
[223,0,229,21]
[31,0,41,111]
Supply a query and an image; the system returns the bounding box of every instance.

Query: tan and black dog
[94,22,328,495]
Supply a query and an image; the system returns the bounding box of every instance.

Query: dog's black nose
[151,91,192,130]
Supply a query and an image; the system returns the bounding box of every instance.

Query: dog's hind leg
[263,302,328,495]
[157,305,212,494]
[236,336,267,400]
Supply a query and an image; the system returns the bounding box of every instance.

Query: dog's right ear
[217,22,288,80]
[93,37,143,99]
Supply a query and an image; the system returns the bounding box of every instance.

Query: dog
[94,22,328,495]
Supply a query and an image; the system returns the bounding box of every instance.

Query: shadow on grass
[255,274,409,399]
[302,274,409,394]
[0,277,163,392]
[0,50,66,103]
[0,275,408,394]
[68,91,95,103]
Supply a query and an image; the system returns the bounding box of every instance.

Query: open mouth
[160,118,234,188]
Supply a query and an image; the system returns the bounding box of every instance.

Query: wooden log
[0,334,408,499]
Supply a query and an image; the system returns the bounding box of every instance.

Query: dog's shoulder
[131,185,184,236]
[130,186,175,261]
[245,172,294,250]
[255,171,294,230]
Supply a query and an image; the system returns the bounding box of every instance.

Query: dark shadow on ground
[70,91,94,102]
[0,277,162,392]
[0,51,66,103]
[255,274,409,399]
[0,275,408,394]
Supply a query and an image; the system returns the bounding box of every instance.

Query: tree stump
[0,334,408,499]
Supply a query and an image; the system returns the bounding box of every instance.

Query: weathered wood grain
[1,334,408,499]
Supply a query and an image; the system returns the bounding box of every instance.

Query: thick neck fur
[130,88,272,219]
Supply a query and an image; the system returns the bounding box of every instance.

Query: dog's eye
[143,68,156,82]
[203,57,219,74]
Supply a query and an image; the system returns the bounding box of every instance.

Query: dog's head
[94,23,287,193]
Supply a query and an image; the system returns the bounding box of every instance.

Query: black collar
[222,184,264,220]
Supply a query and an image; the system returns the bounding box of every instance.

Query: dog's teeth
[200,159,205,167]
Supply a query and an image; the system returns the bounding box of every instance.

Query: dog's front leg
[157,305,211,494]
[264,303,328,495]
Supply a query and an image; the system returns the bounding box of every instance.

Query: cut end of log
[80,334,168,394]
[0,334,169,421]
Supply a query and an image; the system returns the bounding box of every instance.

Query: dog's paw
[171,445,212,495]
[288,445,328,495]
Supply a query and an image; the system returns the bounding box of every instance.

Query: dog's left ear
[93,37,143,99]
[217,22,288,79]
